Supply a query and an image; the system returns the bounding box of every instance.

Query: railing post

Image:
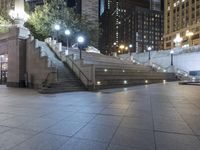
[92,65,96,90]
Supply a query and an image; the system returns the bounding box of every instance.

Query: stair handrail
[37,44,59,69]
[65,54,94,89]
[40,70,57,88]
[151,62,167,72]
[35,41,60,87]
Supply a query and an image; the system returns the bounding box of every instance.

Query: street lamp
[54,24,60,41]
[148,47,152,60]
[125,46,128,53]
[170,50,174,66]
[119,44,125,49]
[129,44,133,56]
[173,33,183,48]
[119,44,125,54]
[186,30,194,47]
[77,36,85,59]
[9,0,29,26]
[65,29,71,51]
[0,55,4,84]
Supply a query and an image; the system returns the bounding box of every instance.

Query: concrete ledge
[6,82,20,87]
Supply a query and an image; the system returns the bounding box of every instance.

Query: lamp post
[186,30,194,47]
[170,50,174,66]
[77,36,85,60]
[65,29,71,51]
[0,55,4,84]
[54,24,60,41]
[119,44,125,54]
[148,47,152,60]
[129,44,133,56]
[9,0,29,26]
[125,46,128,54]
[173,33,183,48]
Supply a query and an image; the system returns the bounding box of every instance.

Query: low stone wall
[26,37,57,88]
[120,49,200,74]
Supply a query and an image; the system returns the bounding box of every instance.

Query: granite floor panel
[0,82,200,150]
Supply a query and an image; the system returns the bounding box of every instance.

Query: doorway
[0,54,8,84]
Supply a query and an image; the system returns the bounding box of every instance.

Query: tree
[26,0,100,47]
[0,9,12,33]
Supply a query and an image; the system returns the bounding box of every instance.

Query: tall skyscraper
[100,0,164,54]
[81,0,99,28]
[150,0,161,11]
[164,0,200,49]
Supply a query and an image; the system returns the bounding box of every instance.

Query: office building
[164,0,200,49]
[100,0,164,54]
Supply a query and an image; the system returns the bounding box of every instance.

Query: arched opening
[0,54,8,85]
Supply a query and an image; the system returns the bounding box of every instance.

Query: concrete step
[96,75,177,80]
[95,79,177,90]
[38,86,85,94]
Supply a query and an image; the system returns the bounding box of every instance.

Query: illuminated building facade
[164,0,200,49]
[100,0,164,54]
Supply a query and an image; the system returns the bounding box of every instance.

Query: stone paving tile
[0,113,14,122]
[77,106,105,113]
[111,127,155,150]
[75,124,117,142]
[62,112,96,123]
[154,117,193,134]
[120,117,153,130]
[155,132,200,150]
[0,125,12,134]
[0,116,37,128]
[58,138,108,150]
[107,145,139,150]
[89,114,122,127]
[17,118,58,132]
[12,133,69,150]
[125,108,152,120]
[0,128,37,150]
[106,104,130,109]
[45,120,87,137]
[181,114,200,135]
[1,83,200,149]
[100,108,127,116]
[41,111,76,121]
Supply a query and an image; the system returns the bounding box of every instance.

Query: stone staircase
[43,39,178,90]
[95,68,177,89]
[36,41,85,94]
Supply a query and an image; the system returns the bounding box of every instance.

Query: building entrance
[0,54,8,84]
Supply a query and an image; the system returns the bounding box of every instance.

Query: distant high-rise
[150,0,161,11]
[164,0,200,49]
[81,0,99,28]
[100,0,164,54]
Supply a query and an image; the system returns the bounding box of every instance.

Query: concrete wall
[0,27,57,88]
[120,50,200,73]
[26,37,57,88]
[0,27,23,87]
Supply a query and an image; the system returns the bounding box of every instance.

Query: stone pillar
[15,0,24,11]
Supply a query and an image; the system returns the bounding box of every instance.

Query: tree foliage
[0,9,12,33]
[26,0,100,47]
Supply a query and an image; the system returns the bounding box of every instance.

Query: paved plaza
[0,82,200,150]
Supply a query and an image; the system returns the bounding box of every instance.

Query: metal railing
[36,42,59,88]
[65,54,94,89]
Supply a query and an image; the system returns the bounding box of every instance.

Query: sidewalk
[0,82,200,150]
